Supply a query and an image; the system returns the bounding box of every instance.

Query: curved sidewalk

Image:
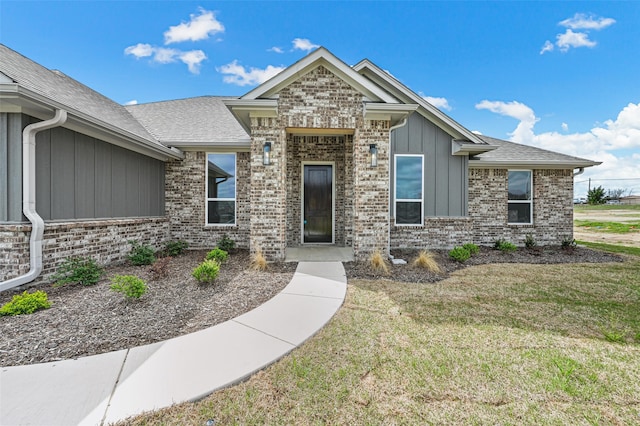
[0,262,347,426]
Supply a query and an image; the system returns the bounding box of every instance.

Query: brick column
[352,120,390,260]
[250,117,287,260]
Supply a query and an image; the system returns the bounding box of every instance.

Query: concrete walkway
[0,262,347,426]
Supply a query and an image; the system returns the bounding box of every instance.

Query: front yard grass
[124,258,640,425]
[575,220,640,233]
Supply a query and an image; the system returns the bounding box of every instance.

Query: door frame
[301,161,335,245]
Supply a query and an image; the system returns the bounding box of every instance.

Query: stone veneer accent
[165,151,251,249]
[0,217,168,284]
[248,65,389,260]
[468,168,574,245]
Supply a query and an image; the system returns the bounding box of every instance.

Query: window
[395,155,424,225]
[206,153,236,225]
[508,170,532,224]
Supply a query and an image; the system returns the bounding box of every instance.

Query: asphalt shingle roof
[0,44,159,146]
[126,97,250,146]
[475,135,599,166]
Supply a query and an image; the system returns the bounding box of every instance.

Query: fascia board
[240,47,399,104]
[4,86,183,161]
[363,103,419,125]
[452,140,499,155]
[354,60,485,145]
[468,160,602,169]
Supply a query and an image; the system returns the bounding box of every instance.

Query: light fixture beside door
[369,144,378,167]
[263,141,272,165]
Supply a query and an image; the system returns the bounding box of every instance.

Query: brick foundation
[391,217,474,249]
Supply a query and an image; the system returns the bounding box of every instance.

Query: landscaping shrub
[369,250,390,275]
[251,249,268,271]
[561,237,577,252]
[462,243,479,255]
[217,234,235,252]
[449,246,471,263]
[494,239,517,252]
[165,240,188,257]
[150,257,171,280]
[412,250,442,273]
[206,248,228,263]
[192,260,221,283]
[525,234,537,249]
[52,257,104,286]
[110,275,147,299]
[0,290,51,316]
[128,241,156,266]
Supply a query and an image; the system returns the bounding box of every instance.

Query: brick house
[0,45,599,290]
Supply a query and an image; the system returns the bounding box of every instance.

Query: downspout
[0,109,68,292]
[387,117,408,259]
[573,167,584,177]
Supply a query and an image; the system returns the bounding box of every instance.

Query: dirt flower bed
[344,245,623,283]
[0,249,296,367]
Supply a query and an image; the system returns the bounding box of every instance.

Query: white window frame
[394,154,424,226]
[206,152,237,226]
[507,169,533,225]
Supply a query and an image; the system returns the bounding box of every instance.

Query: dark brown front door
[303,165,333,243]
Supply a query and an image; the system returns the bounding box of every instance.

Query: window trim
[394,154,424,226]
[206,152,237,226]
[507,169,533,225]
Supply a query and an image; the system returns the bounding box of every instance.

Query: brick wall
[468,168,574,245]
[165,150,251,249]
[0,217,168,284]
[391,217,473,249]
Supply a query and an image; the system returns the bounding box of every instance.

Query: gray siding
[0,113,27,222]
[390,112,468,217]
[0,114,165,222]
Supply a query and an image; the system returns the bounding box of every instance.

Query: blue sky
[2,1,639,196]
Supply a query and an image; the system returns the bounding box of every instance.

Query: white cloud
[422,96,452,111]
[268,46,284,53]
[561,122,569,132]
[556,29,596,52]
[124,43,153,58]
[541,13,615,54]
[478,100,640,196]
[124,100,138,106]
[292,38,319,51]
[471,130,483,135]
[560,13,616,31]
[124,45,206,74]
[164,8,224,44]
[540,40,554,55]
[218,60,285,86]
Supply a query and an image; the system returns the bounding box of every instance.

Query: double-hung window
[507,170,532,224]
[394,154,424,225]
[206,153,236,225]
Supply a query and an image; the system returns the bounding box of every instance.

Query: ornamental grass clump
[206,248,228,263]
[52,257,104,286]
[0,290,51,316]
[412,250,442,273]
[250,249,268,271]
[110,275,147,299]
[192,260,220,283]
[370,250,390,275]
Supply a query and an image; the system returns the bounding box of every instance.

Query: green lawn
[575,204,640,211]
[574,220,640,233]
[123,256,640,425]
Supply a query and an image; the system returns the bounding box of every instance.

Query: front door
[303,164,333,243]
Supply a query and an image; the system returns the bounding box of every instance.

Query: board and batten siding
[390,112,468,218]
[0,113,165,222]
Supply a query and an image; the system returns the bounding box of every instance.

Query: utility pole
[588,178,591,192]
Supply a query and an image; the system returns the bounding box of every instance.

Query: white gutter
[387,117,408,259]
[573,167,585,177]
[0,109,67,292]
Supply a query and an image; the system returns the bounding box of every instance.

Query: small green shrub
[52,257,104,286]
[165,240,188,257]
[525,234,537,249]
[561,237,577,251]
[110,275,147,299]
[0,290,51,316]
[494,239,517,252]
[128,241,156,266]
[462,243,479,255]
[206,248,228,263]
[449,246,471,263]
[192,260,220,283]
[217,234,235,252]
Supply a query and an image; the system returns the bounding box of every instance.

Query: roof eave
[468,159,602,169]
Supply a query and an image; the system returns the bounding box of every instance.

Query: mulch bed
[344,245,624,283]
[0,249,296,367]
